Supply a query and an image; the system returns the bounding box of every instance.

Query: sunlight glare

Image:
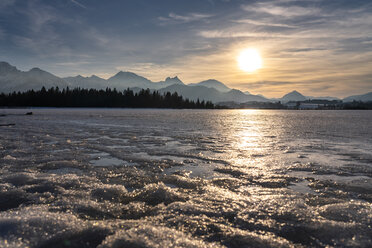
[238,49,263,72]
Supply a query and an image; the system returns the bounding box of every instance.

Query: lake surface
[0,109,371,247]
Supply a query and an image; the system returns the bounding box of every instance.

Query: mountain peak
[203,79,220,83]
[108,70,151,89]
[288,90,300,94]
[343,92,372,102]
[111,71,146,79]
[164,76,183,84]
[115,71,132,76]
[28,67,55,77]
[0,61,12,67]
[166,76,179,80]
[0,61,19,74]
[28,67,49,74]
[283,90,304,97]
[191,79,231,92]
[281,90,307,102]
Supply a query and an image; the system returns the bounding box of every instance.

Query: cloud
[70,0,87,9]
[283,48,327,53]
[242,2,321,18]
[10,2,63,53]
[233,19,297,28]
[198,30,286,39]
[55,61,91,67]
[0,0,15,9]
[236,81,295,88]
[159,12,212,24]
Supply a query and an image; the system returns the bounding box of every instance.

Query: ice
[0,109,371,247]
[98,225,219,248]
[127,182,186,206]
[91,184,128,201]
[0,188,29,211]
[90,157,127,167]
[318,202,372,223]
[3,155,16,160]
[0,206,109,248]
[3,173,38,187]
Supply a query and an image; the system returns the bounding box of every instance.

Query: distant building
[285,99,342,110]
[298,103,324,109]
[285,102,298,109]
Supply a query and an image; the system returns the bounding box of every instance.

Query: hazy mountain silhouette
[189,79,231,92]
[0,61,370,103]
[151,76,185,89]
[343,92,372,102]
[108,71,152,89]
[273,90,341,102]
[0,62,68,93]
[157,76,184,85]
[158,84,268,103]
[106,73,184,90]
[0,61,18,74]
[280,90,307,102]
[63,75,107,89]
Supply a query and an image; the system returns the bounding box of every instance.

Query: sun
[238,48,263,72]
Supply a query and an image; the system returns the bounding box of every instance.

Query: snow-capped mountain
[343,92,372,102]
[189,79,231,93]
[0,62,69,93]
[0,61,370,103]
[280,90,307,102]
[277,90,342,103]
[152,76,184,89]
[158,84,268,103]
[0,62,268,103]
[63,75,108,89]
[107,71,152,90]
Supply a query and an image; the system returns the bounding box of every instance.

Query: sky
[0,0,371,98]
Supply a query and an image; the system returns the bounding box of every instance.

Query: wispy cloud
[198,30,287,39]
[70,0,87,9]
[55,61,91,67]
[242,3,321,18]
[233,19,297,28]
[159,12,212,24]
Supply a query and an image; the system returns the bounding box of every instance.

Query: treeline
[0,87,215,109]
[342,101,372,110]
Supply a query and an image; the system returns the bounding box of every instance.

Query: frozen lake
[0,109,371,247]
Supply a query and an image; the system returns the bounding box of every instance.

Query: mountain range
[0,61,371,103]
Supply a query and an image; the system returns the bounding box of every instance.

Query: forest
[0,87,215,109]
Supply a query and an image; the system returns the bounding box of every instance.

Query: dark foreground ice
[0,109,371,247]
